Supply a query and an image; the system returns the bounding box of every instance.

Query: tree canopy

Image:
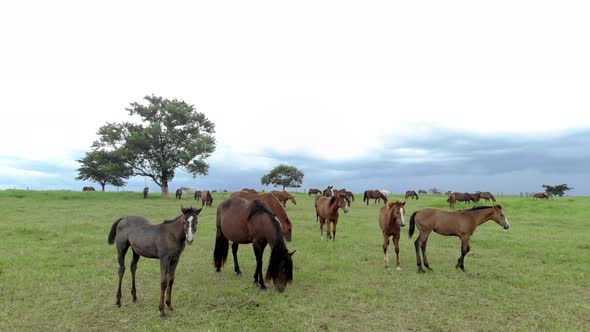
[91,95,216,197]
[261,164,304,191]
[542,184,573,197]
[76,150,132,191]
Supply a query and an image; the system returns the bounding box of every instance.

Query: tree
[261,164,304,191]
[542,184,573,197]
[92,95,216,197]
[428,187,442,195]
[76,150,132,192]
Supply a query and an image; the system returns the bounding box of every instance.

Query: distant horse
[447,192,457,208]
[108,206,202,318]
[533,193,549,199]
[405,190,419,200]
[379,201,406,270]
[200,190,213,207]
[214,197,294,291]
[476,191,496,202]
[308,188,322,196]
[315,194,350,241]
[143,187,149,199]
[363,190,388,205]
[334,189,355,203]
[452,192,475,204]
[83,186,96,192]
[418,190,428,195]
[175,188,183,200]
[193,191,202,200]
[270,190,297,207]
[230,191,293,241]
[409,205,510,273]
[241,188,258,194]
[322,186,334,197]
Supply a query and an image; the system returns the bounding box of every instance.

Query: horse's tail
[213,207,229,270]
[363,191,368,203]
[409,211,418,238]
[108,218,124,245]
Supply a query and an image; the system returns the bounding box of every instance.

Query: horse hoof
[417,269,425,274]
[160,313,167,320]
[116,303,121,308]
[133,298,137,303]
[260,286,267,291]
[236,272,243,277]
[168,306,175,311]
[396,267,402,271]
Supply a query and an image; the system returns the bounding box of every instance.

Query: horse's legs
[116,242,129,307]
[331,222,337,241]
[456,237,471,271]
[130,250,140,303]
[252,243,266,290]
[393,234,401,270]
[320,218,325,240]
[414,231,430,273]
[420,237,432,270]
[382,234,390,267]
[325,220,332,240]
[166,259,178,311]
[231,242,242,276]
[159,259,169,319]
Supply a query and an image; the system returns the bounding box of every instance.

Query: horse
[143,187,149,199]
[200,190,213,207]
[447,192,457,208]
[418,189,428,195]
[334,189,355,203]
[107,206,202,318]
[193,191,202,200]
[363,190,388,205]
[405,190,419,200]
[213,197,295,291]
[315,194,350,241]
[322,186,334,197]
[533,193,549,199]
[476,191,496,202]
[409,205,510,273]
[270,190,297,207]
[175,188,182,200]
[379,201,406,270]
[241,188,258,194]
[230,191,293,241]
[452,192,475,204]
[83,186,96,192]
[308,188,322,196]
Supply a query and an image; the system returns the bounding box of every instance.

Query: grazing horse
[405,190,419,200]
[379,201,406,270]
[409,205,510,273]
[308,188,322,196]
[241,188,258,194]
[363,190,388,205]
[322,186,334,197]
[200,190,213,207]
[83,186,96,191]
[143,187,149,199]
[230,191,293,241]
[270,190,297,207]
[108,206,202,318]
[452,192,475,204]
[418,190,428,195]
[175,188,183,200]
[193,191,202,200]
[315,194,350,241]
[214,197,294,291]
[533,193,549,199]
[476,191,496,202]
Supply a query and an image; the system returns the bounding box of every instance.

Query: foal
[315,194,349,240]
[379,201,406,270]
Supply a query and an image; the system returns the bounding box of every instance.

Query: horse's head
[388,201,406,227]
[337,194,349,213]
[490,205,510,230]
[267,250,295,292]
[180,205,203,244]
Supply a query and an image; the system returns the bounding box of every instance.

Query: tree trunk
[101,182,106,192]
[162,179,169,199]
[282,184,286,191]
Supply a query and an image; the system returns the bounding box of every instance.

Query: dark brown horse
[230,191,293,241]
[476,191,496,202]
[379,201,406,270]
[418,189,428,195]
[405,190,419,200]
[308,188,322,196]
[452,192,476,204]
[175,188,183,199]
[213,197,294,291]
[200,190,213,207]
[193,190,202,200]
[108,206,202,318]
[409,205,510,273]
[363,190,388,205]
[315,194,350,241]
[82,186,96,191]
[322,186,334,197]
[533,193,549,199]
[143,187,149,199]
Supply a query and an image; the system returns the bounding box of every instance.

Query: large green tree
[92,95,216,197]
[542,184,573,197]
[261,164,304,191]
[76,150,132,192]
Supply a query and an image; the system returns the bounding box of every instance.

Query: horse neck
[469,208,495,226]
[328,199,340,214]
[165,215,186,241]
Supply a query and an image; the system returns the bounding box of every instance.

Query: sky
[1,1,589,195]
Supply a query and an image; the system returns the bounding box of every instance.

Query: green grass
[1,190,589,331]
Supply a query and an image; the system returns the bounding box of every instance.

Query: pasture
[1,190,589,330]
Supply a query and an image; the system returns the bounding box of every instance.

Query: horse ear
[402,201,406,206]
[180,205,187,213]
[195,208,203,215]
[289,250,296,257]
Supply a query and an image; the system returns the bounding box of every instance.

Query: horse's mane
[248,200,282,233]
[265,228,292,283]
[464,204,502,211]
[162,215,182,224]
[329,196,337,205]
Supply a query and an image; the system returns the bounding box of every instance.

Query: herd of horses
[106,186,519,318]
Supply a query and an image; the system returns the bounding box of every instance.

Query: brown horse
[143,187,149,199]
[175,188,183,200]
[322,186,334,197]
[213,197,294,291]
[379,201,406,270]
[452,192,476,204]
[418,189,428,195]
[447,192,457,208]
[334,189,355,203]
[270,190,297,207]
[108,206,202,318]
[241,188,258,194]
[82,186,96,191]
[533,193,549,199]
[315,194,350,241]
[363,190,388,205]
[308,188,322,196]
[193,190,202,200]
[405,190,419,200]
[230,191,293,241]
[476,191,496,202]
[409,205,510,273]
[200,190,213,207]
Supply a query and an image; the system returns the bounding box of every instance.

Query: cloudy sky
[1,1,589,195]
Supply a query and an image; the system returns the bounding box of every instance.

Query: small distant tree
[261,164,304,191]
[76,150,132,192]
[542,184,573,197]
[428,187,442,195]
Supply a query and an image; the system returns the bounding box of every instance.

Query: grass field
[1,190,589,331]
